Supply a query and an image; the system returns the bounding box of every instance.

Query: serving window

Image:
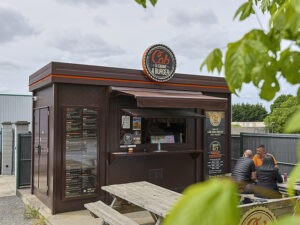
[119,108,203,148]
[120,116,186,145]
[63,107,99,199]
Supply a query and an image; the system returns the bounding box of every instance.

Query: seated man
[253,144,277,168]
[232,149,256,204]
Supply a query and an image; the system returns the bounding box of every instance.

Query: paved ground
[18,188,155,225]
[1,175,154,225]
[0,195,33,225]
[0,175,15,197]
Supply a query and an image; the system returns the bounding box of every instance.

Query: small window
[120,115,186,145]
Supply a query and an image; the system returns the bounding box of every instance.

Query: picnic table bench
[84,200,139,225]
[85,181,182,225]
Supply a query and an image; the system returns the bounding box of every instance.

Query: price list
[65,108,98,198]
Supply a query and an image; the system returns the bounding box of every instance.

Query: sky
[0,0,298,111]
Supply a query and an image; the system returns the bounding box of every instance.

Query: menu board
[205,111,226,176]
[65,108,98,198]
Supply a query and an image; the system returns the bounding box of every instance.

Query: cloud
[58,0,108,6]
[168,30,229,60]
[0,59,21,70]
[0,6,36,43]
[167,9,218,27]
[50,33,126,60]
[94,16,107,26]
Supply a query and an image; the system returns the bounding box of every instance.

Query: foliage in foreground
[164,179,240,225]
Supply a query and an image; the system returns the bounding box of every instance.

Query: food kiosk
[29,44,231,213]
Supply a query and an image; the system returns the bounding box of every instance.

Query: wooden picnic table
[277,181,300,195]
[102,181,182,225]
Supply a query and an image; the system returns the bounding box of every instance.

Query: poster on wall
[121,116,130,129]
[205,111,226,176]
[132,117,141,130]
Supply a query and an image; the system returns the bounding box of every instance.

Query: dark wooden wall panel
[53,83,107,213]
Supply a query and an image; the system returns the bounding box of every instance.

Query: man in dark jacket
[232,149,256,185]
[255,155,283,199]
[232,149,256,204]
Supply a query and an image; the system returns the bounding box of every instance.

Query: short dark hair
[257,145,265,150]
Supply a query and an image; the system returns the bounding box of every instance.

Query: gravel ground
[0,196,33,225]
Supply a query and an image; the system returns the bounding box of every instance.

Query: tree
[270,94,293,113]
[232,103,268,121]
[137,1,300,224]
[264,95,298,133]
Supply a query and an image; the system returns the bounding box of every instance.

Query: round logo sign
[209,112,222,127]
[142,44,176,82]
[239,206,276,225]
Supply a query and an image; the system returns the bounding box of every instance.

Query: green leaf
[279,48,300,84]
[234,1,255,21]
[261,0,271,13]
[149,0,157,6]
[135,0,146,8]
[285,107,300,133]
[271,0,300,39]
[287,141,300,201]
[259,74,280,101]
[269,215,300,225]
[200,48,223,73]
[164,179,240,225]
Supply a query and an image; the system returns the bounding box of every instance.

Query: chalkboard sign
[205,111,226,176]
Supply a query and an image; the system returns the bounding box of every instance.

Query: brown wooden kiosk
[29,45,231,214]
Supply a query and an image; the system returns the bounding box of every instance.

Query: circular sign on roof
[142,44,176,82]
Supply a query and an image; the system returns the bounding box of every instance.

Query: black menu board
[65,108,98,198]
[205,111,226,176]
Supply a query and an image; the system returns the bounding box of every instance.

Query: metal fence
[231,133,300,174]
[17,133,32,188]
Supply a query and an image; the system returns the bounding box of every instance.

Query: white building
[0,94,32,127]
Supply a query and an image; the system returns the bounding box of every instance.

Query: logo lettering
[152,50,170,65]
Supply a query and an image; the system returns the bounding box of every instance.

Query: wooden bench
[84,200,139,225]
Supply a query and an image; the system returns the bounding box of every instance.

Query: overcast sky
[0,0,297,111]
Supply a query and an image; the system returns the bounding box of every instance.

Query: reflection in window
[142,118,186,144]
[65,108,98,198]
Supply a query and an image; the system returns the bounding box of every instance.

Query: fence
[17,133,32,188]
[231,133,300,174]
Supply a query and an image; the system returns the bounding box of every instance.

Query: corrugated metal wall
[231,133,300,175]
[0,94,32,129]
[231,135,240,171]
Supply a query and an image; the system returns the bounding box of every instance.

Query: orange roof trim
[29,74,230,90]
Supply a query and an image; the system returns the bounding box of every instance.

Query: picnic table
[85,181,182,225]
[277,181,300,195]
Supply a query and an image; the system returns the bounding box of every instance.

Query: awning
[122,108,205,118]
[110,86,228,110]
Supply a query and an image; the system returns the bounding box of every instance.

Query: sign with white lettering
[142,44,176,82]
[205,111,226,176]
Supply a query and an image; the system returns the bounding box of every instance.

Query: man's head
[243,149,253,158]
[256,145,266,158]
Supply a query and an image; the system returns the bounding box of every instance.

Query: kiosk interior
[29,46,231,214]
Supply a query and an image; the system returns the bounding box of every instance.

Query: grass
[24,204,47,225]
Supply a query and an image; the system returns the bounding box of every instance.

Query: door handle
[36,145,41,155]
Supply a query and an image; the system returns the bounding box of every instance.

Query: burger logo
[142,44,176,82]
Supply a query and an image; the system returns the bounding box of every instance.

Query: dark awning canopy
[110,86,228,110]
[122,108,205,118]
